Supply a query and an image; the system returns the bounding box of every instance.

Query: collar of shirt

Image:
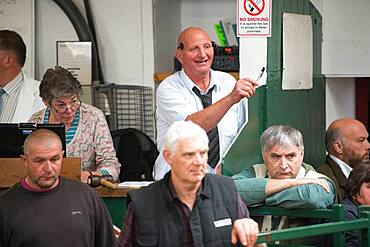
[329,154,352,178]
[179,69,219,94]
[3,71,23,96]
[167,173,209,202]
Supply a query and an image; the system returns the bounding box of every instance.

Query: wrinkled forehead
[265,144,303,154]
[173,136,209,153]
[180,29,211,47]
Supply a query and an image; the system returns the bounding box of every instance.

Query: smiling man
[233,125,334,215]
[154,26,259,180]
[0,129,116,247]
[119,121,259,247]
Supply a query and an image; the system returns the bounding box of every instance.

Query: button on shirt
[0,72,23,122]
[154,69,246,180]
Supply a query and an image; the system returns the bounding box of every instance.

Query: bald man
[0,129,116,247]
[154,26,259,180]
[318,118,370,202]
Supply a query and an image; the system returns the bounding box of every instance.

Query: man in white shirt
[154,26,259,180]
[0,30,44,123]
[318,118,370,202]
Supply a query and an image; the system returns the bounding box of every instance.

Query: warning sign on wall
[237,0,271,37]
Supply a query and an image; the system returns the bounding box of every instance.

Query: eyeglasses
[50,98,81,113]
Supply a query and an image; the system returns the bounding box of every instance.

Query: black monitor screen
[0,123,66,157]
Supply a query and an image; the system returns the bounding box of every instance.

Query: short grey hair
[260,125,304,153]
[40,66,82,102]
[164,121,209,153]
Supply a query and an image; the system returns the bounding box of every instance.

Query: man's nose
[198,47,207,57]
[193,153,204,164]
[43,160,52,171]
[365,139,370,150]
[279,158,288,169]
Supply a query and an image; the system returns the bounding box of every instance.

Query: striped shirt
[43,108,80,145]
[0,72,23,122]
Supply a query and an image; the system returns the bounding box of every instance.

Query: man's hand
[229,77,259,103]
[80,170,102,183]
[231,218,259,247]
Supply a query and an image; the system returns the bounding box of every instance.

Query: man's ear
[20,154,27,168]
[333,141,344,154]
[163,149,173,168]
[175,49,182,64]
[2,54,14,69]
[261,151,267,162]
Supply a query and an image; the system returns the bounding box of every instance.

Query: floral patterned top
[29,103,121,181]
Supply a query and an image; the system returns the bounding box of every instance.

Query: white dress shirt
[0,71,44,123]
[154,69,246,180]
[329,154,352,178]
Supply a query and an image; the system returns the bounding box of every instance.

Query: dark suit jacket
[318,155,348,202]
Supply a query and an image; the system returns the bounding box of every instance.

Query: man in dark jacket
[118,121,259,247]
[318,118,370,202]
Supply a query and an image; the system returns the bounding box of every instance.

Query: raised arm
[186,77,258,131]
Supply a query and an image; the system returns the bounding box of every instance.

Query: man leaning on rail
[233,125,335,244]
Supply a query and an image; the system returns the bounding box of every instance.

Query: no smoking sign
[237,0,271,37]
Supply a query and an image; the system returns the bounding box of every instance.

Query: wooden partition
[0,157,81,188]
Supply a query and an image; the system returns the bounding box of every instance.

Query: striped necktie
[192,85,220,168]
[0,88,5,115]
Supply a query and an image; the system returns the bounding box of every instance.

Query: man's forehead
[267,144,301,154]
[182,30,211,44]
[175,137,208,152]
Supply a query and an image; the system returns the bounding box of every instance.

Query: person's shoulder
[157,71,182,91]
[62,178,99,195]
[29,108,46,122]
[80,103,105,118]
[22,72,40,85]
[205,174,235,188]
[317,158,334,176]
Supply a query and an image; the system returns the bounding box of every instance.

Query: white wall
[326,78,356,127]
[180,0,236,43]
[322,0,370,77]
[153,0,181,72]
[35,1,78,80]
[35,0,154,88]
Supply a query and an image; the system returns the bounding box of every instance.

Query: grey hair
[164,121,209,153]
[260,125,304,153]
[39,66,82,102]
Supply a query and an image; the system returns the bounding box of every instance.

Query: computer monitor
[0,123,66,157]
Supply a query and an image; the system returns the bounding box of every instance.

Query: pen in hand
[254,67,265,88]
[256,67,265,81]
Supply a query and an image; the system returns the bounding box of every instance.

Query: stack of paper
[118,181,154,189]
